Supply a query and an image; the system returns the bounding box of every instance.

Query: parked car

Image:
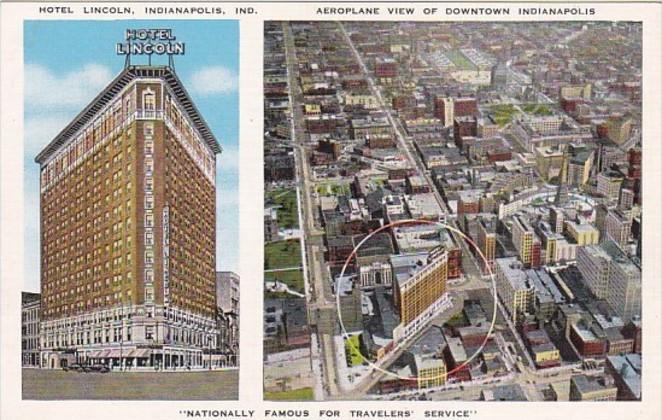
[62,364,79,372]
[90,364,109,373]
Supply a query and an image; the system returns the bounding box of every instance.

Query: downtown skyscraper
[36,65,221,370]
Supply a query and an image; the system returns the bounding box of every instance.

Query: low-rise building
[393,224,444,254]
[404,193,443,221]
[605,354,641,400]
[565,221,600,246]
[415,355,447,389]
[535,146,565,181]
[569,375,618,401]
[621,320,641,353]
[350,115,391,140]
[481,384,528,401]
[265,207,279,243]
[527,269,565,321]
[359,261,393,289]
[569,321,607,358]
[443,336,471,382]
[217,272,240,363]
[22,292,41,367]
[531,342,561,368]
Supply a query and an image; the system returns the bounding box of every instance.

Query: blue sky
[24,20,239,292]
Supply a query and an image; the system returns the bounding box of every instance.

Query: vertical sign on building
[163,206,170,306]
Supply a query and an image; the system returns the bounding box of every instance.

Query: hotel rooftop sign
[116,29,185,64]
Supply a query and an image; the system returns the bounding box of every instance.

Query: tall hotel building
[391,246,450,341]
[36,65,221,369]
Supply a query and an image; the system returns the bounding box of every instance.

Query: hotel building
[36,65,221,369]
[391,246,450,341]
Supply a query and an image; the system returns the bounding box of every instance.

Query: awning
[98,350,112,358]
[86,350,102,358]
[106,349,123,358]
[127,348,152,358]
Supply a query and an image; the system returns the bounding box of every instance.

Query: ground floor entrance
[42,346,206,370]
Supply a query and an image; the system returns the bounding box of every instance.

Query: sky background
[23,20,239,292]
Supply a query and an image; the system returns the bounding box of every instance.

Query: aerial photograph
[263,21,642,402]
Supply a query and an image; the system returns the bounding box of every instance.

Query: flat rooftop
[607,354,641,398]
[495,257,532,291]
[390,251,433,288]
[571,375,615,394]
[527,269,566,305]
[482,384,528,401]
[445,336,468,363]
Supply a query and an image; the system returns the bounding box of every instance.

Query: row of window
[143,126,156,308]
[43,326,133,348]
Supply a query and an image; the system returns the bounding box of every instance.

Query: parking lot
[22,368,238,400]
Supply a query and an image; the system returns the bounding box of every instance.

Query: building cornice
[35,65,221,165]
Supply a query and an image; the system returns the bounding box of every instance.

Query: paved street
[282,21,340,400]
[22,368,238,400]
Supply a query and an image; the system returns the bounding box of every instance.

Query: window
[143,90,156,111]
[145,326,153,340]
[145,231,154,246]
[145,287,154,301]
[124,97,132,117]
[113,104,122,126]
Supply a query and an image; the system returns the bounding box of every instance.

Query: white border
[1,2,661,420]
